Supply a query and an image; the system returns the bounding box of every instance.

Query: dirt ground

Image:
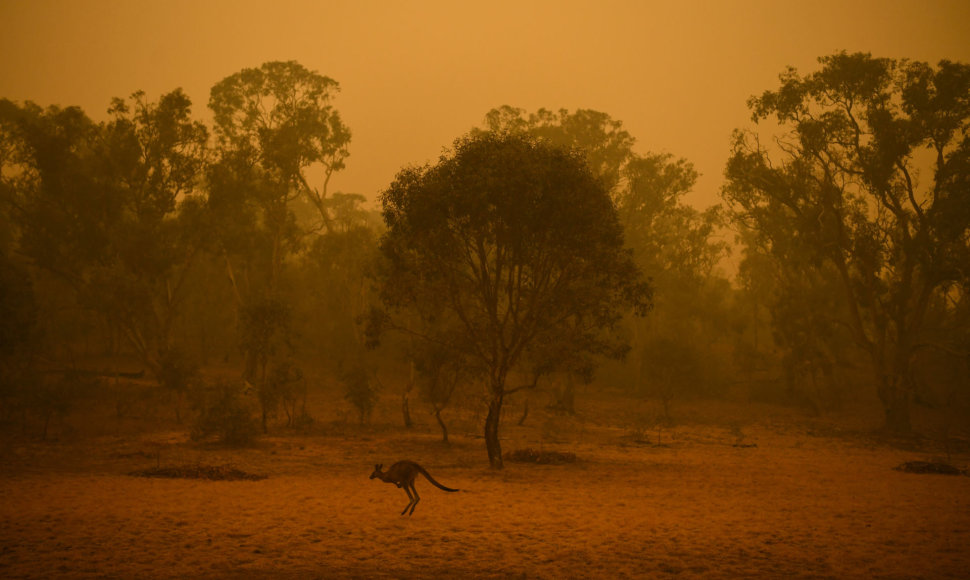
[1,391,969,579]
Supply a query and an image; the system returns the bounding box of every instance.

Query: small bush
[288,408,315,433]
[157,347,199,394]
[894,461,965,476]
[130,463,266,481]
[628,409,673,446]
[504,448,578,464]
[342,365,378,425]
[191,381,260,446]
[157,347,199,422]
[262,359,306,429]
[26,370,99,440]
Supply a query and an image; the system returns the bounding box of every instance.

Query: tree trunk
[402,363,414,429]
[243,349,258,384]
[517,397,529,426]
[557,376,576,415]
[435,407,449,443]
[877,372,912,434]
[484,393,504,469]
[402,391,413,428]
[42,411,52,441]
[259,357,269,434]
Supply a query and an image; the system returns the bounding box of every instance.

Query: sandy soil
[1,403,969,579]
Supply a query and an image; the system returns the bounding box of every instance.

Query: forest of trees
[1,53,968,465]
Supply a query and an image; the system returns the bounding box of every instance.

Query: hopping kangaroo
[369,461,459,515]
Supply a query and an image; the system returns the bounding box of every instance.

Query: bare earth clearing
[1,391,969,579]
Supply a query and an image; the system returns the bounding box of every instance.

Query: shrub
[342,365,377,425]
[504,448,578,464]
[157,347,199,422]
[191,381,260,446]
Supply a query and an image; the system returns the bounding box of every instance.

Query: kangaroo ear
[375,463,382,470]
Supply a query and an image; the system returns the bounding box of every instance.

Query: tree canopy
[723,52,970,432]
[0,90,209,374]
[209,60,351,232]
[375,132,651,467]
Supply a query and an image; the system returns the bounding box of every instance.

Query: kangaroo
[369,461,459,516]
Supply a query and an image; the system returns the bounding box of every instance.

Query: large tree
[477,106,636,193]
[0,90,208,378]
[723,52,970,432]
[209,60,350,236]
[208,61,352,408]
[374,132,650,468]
[477,107,729,402]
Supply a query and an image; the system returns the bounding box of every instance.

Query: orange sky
[1,0,968,210]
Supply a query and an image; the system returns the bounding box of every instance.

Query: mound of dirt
[504,448,577,464]
[894,461,966,476]
[129,464,267,481]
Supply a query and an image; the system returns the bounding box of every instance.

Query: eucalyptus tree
[477,106,636,193]
[0,91,208,375]
[208,61,352,423]
[374,132,650,468]
[478,107,726,284]
[209,60,350,237]
[723,52,970,432]
[301,192,381,366]
[477,107,729,401]
[208,60,350,299]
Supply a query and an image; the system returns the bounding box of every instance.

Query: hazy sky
[1,0,968,209]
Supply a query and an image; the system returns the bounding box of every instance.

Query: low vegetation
[130,463,267,481]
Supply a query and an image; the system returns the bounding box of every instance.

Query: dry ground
[1,392,969,579]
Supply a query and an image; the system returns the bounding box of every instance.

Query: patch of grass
[894,461,965,476]
[504,448,578,465]
[129,463,267,481]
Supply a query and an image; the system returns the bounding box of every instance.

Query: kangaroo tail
[418,465,459,492]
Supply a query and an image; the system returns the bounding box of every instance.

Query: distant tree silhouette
[208,61,353,411]
[477,106,730,399]
[724,52,970,433]
[0,91,208,392]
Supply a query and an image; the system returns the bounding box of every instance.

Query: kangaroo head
[369,464,383,480]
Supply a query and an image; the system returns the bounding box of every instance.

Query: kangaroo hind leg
[401,485,415,516]
[407,483,420,516]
